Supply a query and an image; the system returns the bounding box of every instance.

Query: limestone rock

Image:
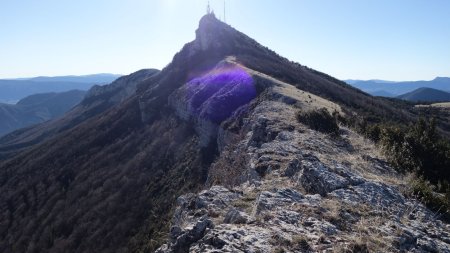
[156,82,450,252]
[157,217,214,253]
[300,157,350,196]
[284,157,301,178]
[223,208,253,224]
[255,188,304,213]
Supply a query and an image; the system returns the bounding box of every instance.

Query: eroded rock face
[168,62,257,146]
[85,69,158,104]
[223,208,253,224]
[195,14,221,51]
[156,186,241,252]
[157,88,450,252]
[156,56,450,252]
[194,14,235,52]
[299,156,351,196]
[156,216,214,253]
[330,181,406,210]
[158,170,450,252]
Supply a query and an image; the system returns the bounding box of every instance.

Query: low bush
[363,124,382,143]
[356,117,450,184]
[407,176,450,221]
[354,117,450,219]
[376,118,449,183]
[342,243,370,253]
[297,108,340,136]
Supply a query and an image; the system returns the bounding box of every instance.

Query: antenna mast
[224,0,226,23]
[207,1,211,14]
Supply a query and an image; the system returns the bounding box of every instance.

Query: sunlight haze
[1,0,449,80]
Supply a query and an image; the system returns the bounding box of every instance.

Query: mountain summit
[0,15,449,253]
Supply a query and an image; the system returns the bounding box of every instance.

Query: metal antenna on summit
[207,1,211,14]
[224,0,226,23]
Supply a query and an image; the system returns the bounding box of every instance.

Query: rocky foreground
[156,61,450,252]
[1,14,448,253]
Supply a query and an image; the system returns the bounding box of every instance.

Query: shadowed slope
[0,90,86,137]
[0,69,158,159]
[0,14,439,253]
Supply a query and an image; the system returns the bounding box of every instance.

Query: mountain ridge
[0,14,448,253]
[0,74,121,104]
[397,87,450,102]
[346,77,450,96]
[0,69,158,159]
[0,90,86,137]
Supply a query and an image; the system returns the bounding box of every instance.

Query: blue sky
[1,0,449,81]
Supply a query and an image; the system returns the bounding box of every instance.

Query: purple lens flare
[186,66,256,123]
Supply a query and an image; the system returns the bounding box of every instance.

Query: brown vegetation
[296,108,340,136]
[0,97,212,252]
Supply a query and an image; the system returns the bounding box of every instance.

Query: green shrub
[357,118,450,184]
[378,118,450,182]
[408,176,450,221]
[364,124,382,143]
[354,117,450,219]
[297,108,340,136]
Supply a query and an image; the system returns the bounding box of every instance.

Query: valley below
[0,13,449,253]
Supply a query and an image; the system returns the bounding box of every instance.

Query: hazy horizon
[2,74,449,83]
[1,0,450,81]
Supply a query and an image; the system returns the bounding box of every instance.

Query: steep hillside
[398,87,450,102]
[0,14,448,253]
[0,69,158,159]
[0,90,86,137]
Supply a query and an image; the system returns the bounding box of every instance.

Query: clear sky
[1,0,449,81]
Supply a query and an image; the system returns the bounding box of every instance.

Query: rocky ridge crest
[157,63,450,252]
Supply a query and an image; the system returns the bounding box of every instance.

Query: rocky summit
[153,15,450,253]
[0,13,449,253]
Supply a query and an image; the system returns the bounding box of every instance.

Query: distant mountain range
[346,77,450,97]
[0,69,159,155]
[1,14,450,253]
[24,73,122,83]
[345,79,397,85]
[397,87,450,102]
[0,90,87,136]
[0,73,121,104]
[3,14,448,253]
